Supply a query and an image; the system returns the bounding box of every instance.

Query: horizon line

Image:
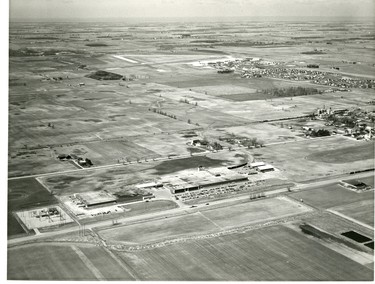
[9,15,375,24]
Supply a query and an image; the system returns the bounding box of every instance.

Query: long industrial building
[163,167,248,194]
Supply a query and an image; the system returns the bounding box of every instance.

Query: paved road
[8,171,373,247]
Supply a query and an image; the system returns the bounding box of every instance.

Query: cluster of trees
[47,122,55,129]
[326,114,356,128]
[211,141,223,150]
[310,129,330,137]
[219,135,264,148]
[193,138,223,151]
[179,98,198,106]
[9,48,40,57]
[86,70,123,80]
[149,108,177,119]
[242,137,264,148]
[187,119,199,126]
[263,86,321,97]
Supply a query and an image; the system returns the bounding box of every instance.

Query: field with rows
[116,225,373,281]
[8,243,135,281]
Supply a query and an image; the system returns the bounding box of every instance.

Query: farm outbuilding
[257,165,275,173]
[250,162,266,168]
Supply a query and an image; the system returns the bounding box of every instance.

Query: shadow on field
[153,156,226,175]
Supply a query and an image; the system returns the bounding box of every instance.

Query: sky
[9,0,375,21]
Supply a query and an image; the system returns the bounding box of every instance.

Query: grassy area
[307,143,374,164]
[8,244,96,280]
[99,197,308,245]
[117,225,373,280]
[251,136,374,182]
[77,246,135,280]
[202,197,309,228]
[291,183,374,209]
[332,199,374,227]
[7,213,26,236]
[8,178,57,236]
[99,212,218,245]
[8,243,135,280]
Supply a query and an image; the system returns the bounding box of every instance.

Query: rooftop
[77,191,117,206]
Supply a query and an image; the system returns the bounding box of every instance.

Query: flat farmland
[132,133,195,157]
[191,85,257,96]
[251,136,374,182]
[307,142,374,164]
[117,225,373,281]
[202,196,310,228]
[7,243,134,280]
[54,140,160,166]
[8,244,96,280]
[291,183,374,209]
[331,199,374,227]
[76,246,135,280]
[220,123,303,144]
[98,197,310,245]
[112,54,218,65]
[211,92,372,122]
[40,162,156,195]
[8,147,78,177]
[99,212,219,245]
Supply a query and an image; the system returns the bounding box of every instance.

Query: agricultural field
[251,136,374,182]
[98,197,310,245]
[291,182,374,209]
[8,178,57,236]
[307,142,374,164]
[116,225,373,281]
[331,199,374,227]
[7,17,375,282]
[8,243,134,281]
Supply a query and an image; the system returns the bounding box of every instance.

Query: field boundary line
[198,211,224,230]
[71,245,106,280]
[35,177,52,193]
[326,209,374,231]
[103,247,139,281]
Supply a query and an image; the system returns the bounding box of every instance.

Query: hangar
[76,191,117,208]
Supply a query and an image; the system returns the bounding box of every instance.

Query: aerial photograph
[6,0,375,281]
